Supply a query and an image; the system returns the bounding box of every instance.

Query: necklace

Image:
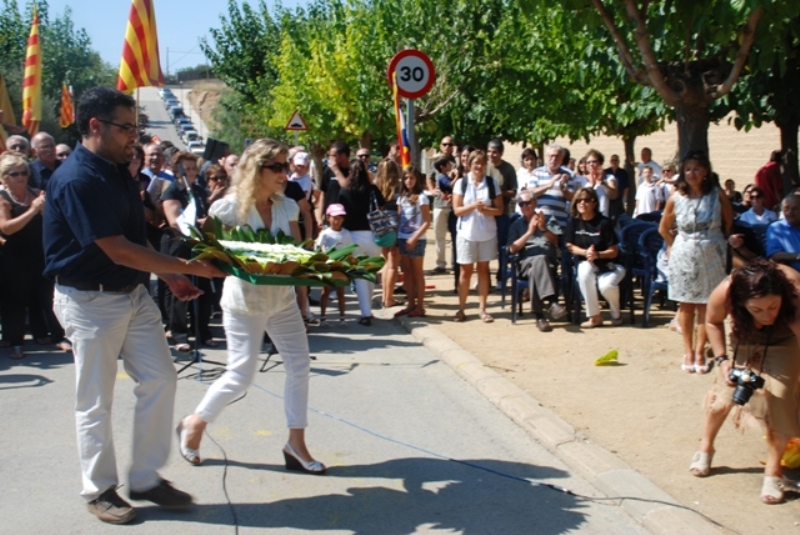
[5,187,29,206]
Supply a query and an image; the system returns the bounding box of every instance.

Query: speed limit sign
[387,49,436,99]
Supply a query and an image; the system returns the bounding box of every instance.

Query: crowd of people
[0,84,797,521]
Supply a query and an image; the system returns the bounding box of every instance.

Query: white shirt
[635,181,664,216]
[637,160,662,184]
[453,174,499,242]
[397,194,429,239]
[316,227,353,250]
[210,195,300,316]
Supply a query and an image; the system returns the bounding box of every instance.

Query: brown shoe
[87,488,136,524]
[536,318,553,332]
[129,479,193,509]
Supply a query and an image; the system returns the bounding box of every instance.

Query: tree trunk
[623,135,636,215]
[675,103,710,159]
[359,131,372,149]
[779,120,800,195]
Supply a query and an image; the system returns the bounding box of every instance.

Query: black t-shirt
[161,180,210,220]
[321,165,350,212]
[284,181,305,204]
[339,184,385,232]
[564,214,619,271]
[493,160,518,212]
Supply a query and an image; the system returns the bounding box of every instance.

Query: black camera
[729,368,765,405]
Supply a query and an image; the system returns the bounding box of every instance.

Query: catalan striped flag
[21,9,42,136]
[392,72,411,170]
[117,0,165,94]
[0,72,15,151]
[59,84,74,128]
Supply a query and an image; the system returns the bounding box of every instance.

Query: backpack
[459,175,497,200]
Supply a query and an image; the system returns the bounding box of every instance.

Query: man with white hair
[6,135,30,156]
[30,131,60,190]
[528,144,575,230]
[506,190,567,332]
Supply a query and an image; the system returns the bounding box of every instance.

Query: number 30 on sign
[387,49,435,99]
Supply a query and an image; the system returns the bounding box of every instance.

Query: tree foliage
[0,0,115,139]
[203,0,797,166]
[520,0,800,157]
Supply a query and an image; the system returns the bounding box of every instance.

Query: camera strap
[732,325,771,374]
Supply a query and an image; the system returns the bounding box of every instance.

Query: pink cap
[326,203,346,216]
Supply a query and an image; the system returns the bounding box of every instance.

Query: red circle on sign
[387,49,436,99]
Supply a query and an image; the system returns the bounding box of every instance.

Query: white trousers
[54,284,176,501]
[576,261,626,318]
[350,230,381,317]
[433,206,450,268]
[195,290,310,428]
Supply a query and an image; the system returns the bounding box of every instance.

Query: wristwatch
[794,253,800,261]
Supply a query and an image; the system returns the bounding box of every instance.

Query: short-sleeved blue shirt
[766,219,800,272]
[43,143,149,287]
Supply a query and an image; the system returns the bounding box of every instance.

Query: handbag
[366,189,397,248]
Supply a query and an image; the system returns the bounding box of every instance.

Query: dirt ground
[411,237,799,535]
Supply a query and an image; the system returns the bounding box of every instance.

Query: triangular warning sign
[284,109,308,131]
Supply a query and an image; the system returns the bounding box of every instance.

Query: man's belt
[56,277,140,293]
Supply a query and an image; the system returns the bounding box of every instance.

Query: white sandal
[761,476,785,504]
[176,419,201,466]
[689,450,713,477]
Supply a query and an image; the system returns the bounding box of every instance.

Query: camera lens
[732,385,753,405]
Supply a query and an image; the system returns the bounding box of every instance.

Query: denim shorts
[398,238,426,258]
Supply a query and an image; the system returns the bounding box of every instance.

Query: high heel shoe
[282,443,326,475]
[176,419,201,466]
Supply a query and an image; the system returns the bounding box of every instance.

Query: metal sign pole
[406,98,416,166]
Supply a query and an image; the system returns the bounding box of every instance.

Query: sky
[42,0,306,73]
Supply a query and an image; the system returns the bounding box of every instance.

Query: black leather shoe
[129,479,193,509]
[87,488,136,524]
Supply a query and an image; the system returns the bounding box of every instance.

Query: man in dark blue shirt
[29,132,60,191]
[44,86,223,525]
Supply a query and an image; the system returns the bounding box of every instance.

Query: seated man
[766,194,800,272]
[506,190,567,332]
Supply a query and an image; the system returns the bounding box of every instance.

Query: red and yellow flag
[21,9,42,136]
[0,72,15,151]
[392,72,411,170]
[117,0,165,94]
[59,84,74,128]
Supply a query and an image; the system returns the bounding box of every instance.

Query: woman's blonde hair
[227,138,288,223]
[375,158,400,202]
[0,151,30,186]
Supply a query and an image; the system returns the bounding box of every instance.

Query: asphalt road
[139,86,207,149]
[0,302,649,534]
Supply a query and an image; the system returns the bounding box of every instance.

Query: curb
[395,319,721,535]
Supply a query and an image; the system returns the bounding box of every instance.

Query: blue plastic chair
[637,227,667,327]
[499,246,530,324]
[618,221,657,323]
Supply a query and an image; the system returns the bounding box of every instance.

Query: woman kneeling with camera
[692,259,800,504]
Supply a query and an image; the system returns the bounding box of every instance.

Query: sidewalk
[396,235,799,535]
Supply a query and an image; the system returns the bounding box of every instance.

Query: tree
[0,0,115,140]
[522,0,800,157]
[728,20,800,191]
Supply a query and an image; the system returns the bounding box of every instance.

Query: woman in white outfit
[177,138,325,474]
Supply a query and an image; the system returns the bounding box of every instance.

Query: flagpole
[135,87,140,128]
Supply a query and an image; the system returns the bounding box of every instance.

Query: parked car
[159,88,174,99]
[187,141,204,154]
[164,98,179,109]
[175,117,192,127]
[180,128,199,142]
[169,106,185,120]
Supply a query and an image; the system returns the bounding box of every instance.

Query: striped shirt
[529,165,573,229]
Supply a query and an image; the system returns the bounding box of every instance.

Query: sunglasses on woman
[261,162,290,173]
